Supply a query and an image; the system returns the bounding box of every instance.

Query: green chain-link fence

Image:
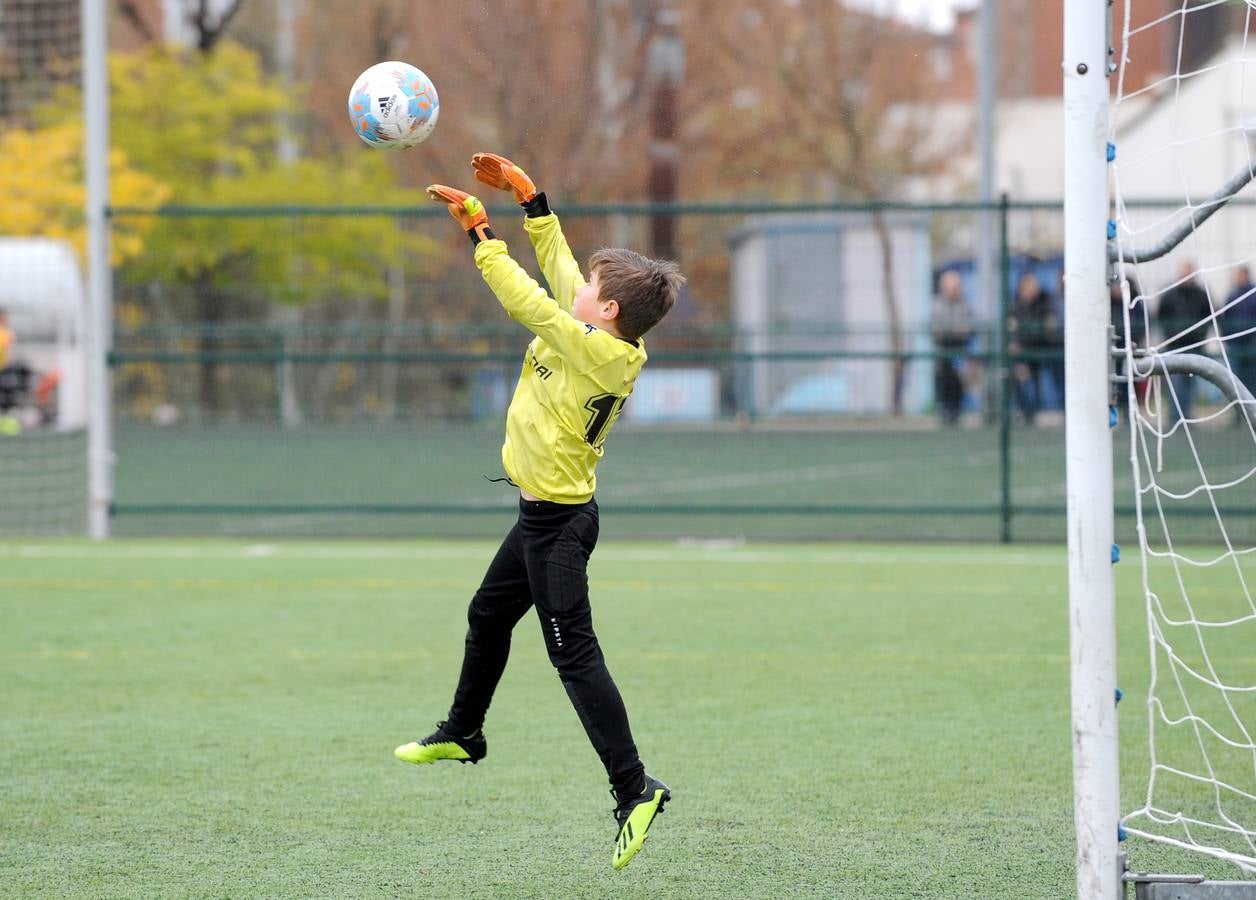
[5,198,1252,541]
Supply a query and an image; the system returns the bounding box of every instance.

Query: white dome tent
[0,238,87,429]
[0,238,89,536]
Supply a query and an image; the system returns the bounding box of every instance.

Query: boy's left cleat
[394,721,487,766]
[611,774,671,871]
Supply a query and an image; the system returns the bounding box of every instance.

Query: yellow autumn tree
[0,119,170,264]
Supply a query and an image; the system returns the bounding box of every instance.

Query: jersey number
[583,393,627,447]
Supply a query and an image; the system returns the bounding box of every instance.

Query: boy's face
[572,270,619,331]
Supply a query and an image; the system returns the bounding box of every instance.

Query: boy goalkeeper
[394,153,684,871]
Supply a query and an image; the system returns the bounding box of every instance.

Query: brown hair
[588,248,684,341]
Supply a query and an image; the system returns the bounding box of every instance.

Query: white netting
[1111,0,1256,873]
[0,429,88,535]
[0,1,89,535]
[0,0,81,123]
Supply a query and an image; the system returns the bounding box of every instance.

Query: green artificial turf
[98,422,1256,543]
[0,540,1249,897]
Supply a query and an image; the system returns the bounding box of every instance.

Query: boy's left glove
[471,152,551,217]
[471,152,537,203]
[426,184,495,244]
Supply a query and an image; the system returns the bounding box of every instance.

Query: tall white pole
[82,0,113,539]
[1063,0,1119,896]
[976,0,997,325]
[276,0,300,165]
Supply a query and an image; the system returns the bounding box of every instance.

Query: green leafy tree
[40,40,431,413]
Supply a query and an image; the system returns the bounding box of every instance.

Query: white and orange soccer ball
[347,61,439,150]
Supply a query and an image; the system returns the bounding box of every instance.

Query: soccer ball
[347,61,439,150]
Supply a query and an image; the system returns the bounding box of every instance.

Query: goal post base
[1126,879,1256,900]
[1120,848,1256,898]
[1120,859,1256,900]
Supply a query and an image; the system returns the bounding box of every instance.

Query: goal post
[1063,1,1121,899]
[81,0,112,539]
[1081,0,1256,891]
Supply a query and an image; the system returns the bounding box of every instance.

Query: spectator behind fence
[1156,260,1214,424]
[1047,271,1066,407]
[1110,274,1149,415]
[1007,272,1059,425]
[0,309,18,417]
[930,270,973,427]
[0,309,11,369]
[1222,265,1256,421]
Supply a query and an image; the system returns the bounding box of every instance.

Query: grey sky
[847,0,978,32]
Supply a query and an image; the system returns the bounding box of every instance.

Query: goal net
[1110,0,1256,873]
[0,0,90,536]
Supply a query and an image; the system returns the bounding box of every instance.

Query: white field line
[600,448,1003,500]
[0,541,1066,568]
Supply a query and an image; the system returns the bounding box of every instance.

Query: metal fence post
[998,193,1013,543]
[274,327,286,428]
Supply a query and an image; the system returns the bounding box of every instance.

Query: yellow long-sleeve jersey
[473,213,646,503]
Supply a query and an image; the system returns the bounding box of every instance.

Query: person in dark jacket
[1007,272,1059,425]
[931,270,974,426]
[1222,265,1256,422]
[1110,274,1148,417]
[1157,261,1214,424]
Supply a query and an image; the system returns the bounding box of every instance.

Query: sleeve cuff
[469,224,496,245]
[521,192,551,218]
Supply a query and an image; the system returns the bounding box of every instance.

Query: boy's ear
[599,297,620,321]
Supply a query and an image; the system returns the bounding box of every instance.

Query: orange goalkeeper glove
[471,152,551,217]
[426,184,495,244]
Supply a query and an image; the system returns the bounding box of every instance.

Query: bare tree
[298,1,661,201]
[116,0,245,49]
[682,0,964,413]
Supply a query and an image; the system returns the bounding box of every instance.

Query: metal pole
[648,0,682,261]
[976,0,998,325]
[1064,0,1119,895]
[82,0,113,539]
[275,0,300,165]
[998,193,1012,543]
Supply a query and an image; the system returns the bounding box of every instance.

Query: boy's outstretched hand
[471,153,538,204]
[427,184,494,243]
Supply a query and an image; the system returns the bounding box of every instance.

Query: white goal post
[1063,1,1120,898]
[1071,0,1256,896]
[82,0,112,539]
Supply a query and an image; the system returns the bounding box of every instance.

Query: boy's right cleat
[394,721,487,766]
[611,774,671,871]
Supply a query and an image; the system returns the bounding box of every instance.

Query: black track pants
[444,496,645,797]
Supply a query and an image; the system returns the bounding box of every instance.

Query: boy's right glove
[426,184,495,244]
[471,152,551,217]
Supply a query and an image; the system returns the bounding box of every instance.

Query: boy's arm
[475,238,620,373]
[471,153,585,313]
[523,204,585,314]
[426,181,622,372]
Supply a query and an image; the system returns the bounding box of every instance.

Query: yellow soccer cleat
[394,721,486,766]
[611,774,671,870]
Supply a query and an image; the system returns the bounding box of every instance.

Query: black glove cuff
[468,224,496,245]
[521,192,551,218]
